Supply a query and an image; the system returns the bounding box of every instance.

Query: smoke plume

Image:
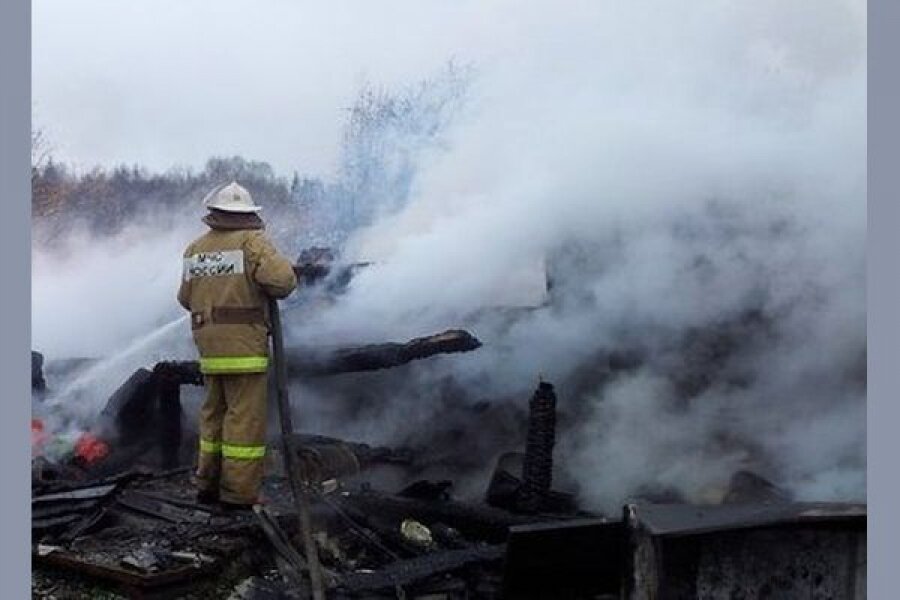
[32,0,865,511]
[293,0,866,509]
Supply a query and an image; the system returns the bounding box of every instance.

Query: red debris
[75,433,110,464]
[31,418,48,455]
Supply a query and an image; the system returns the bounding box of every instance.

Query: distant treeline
[31,156,319,245]
[32,62,471,252]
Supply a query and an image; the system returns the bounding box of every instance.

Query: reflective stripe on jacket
[178,218,297,372]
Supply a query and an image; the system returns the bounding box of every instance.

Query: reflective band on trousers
[199,356,269,374]
[199,439,221,454]
[222,443,266,460]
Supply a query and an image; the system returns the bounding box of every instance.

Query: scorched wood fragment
[32,350,46,391]
[284,329,482,376]
[338,488,543,543]
[338,545,506,593]
[149,329,481,380]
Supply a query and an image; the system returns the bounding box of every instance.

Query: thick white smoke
[32,0,865,511]
[295,0,866,509]
[32,216,202,435]
[32,221,196,358]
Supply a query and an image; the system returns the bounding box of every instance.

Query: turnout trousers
[195,372,268,504]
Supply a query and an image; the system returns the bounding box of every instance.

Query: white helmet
[202,181,261,213]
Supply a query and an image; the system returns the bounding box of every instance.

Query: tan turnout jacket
[178,213,297,374]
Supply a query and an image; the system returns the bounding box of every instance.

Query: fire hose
[268,297,327,600]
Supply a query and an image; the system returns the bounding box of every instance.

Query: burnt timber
[33,345,867,598]
[145,329,481,384]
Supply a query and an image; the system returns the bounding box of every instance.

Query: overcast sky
[32,0,505,176]
[33,0,865,179]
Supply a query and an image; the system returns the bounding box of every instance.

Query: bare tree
[31,126,52,169]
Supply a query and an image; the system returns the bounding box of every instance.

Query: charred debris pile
[32,334,582,599]
[31,255,866,599]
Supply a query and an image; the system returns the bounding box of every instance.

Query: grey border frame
[0,0,32,594]
[869,0,897,596]
[7,0,888,597]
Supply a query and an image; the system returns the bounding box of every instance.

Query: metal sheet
[631,502,866,537]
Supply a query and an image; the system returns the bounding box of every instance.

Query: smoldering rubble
[30,246,866,598]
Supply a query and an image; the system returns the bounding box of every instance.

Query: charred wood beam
[33,513,83,532]
[58,507,110,542]
[33,466,185,497]
[316,494,406,566]
[33,482,119,541]
[32,498,102,521]
[32,487,112,541]
[33,471,196,539]
[33,482,119,503]
[252,505,308,591]
[115,490,214,525]
[288,435,411,488]
[139,329,479,386]
[143,330,481,385]
[291,433,413,471]
[328,498,430,559]
[155,377,183,470]
[285,329,482,376]
[339,489,542,544]
[338,544,506,593]
[76,330,478,472]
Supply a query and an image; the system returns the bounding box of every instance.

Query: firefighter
[178,181,298,507]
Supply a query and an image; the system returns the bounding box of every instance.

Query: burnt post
[155,379,182,469]
[519,381,557,513]
[152,362,200,469]
[32,351,46,392]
